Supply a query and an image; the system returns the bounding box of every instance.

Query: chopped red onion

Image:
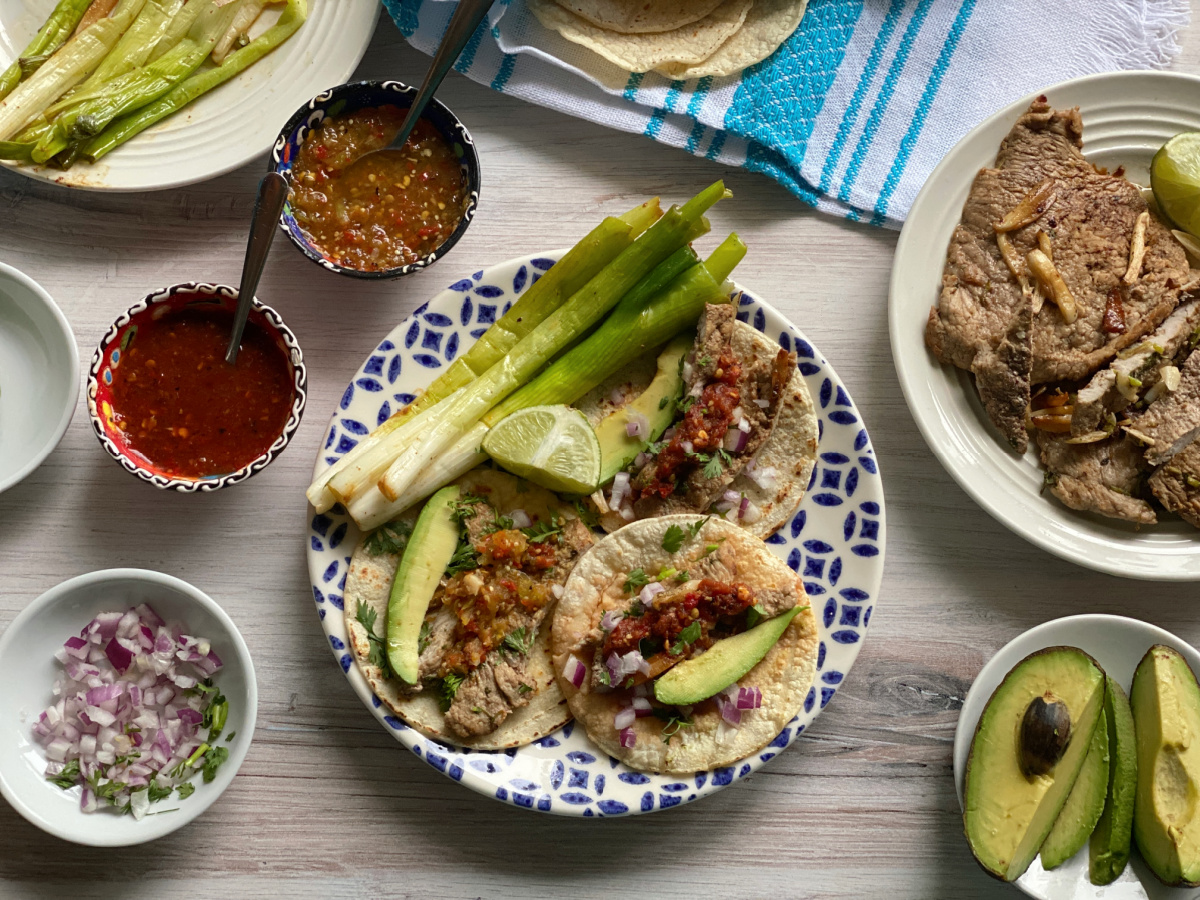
[717,696,742,726]
[601,610,622,632]
[744,460,778,492]
[689,381,704,399]
[550,584,564,600]
[509,508,532,529]
[681,361,694,382]
[723,428,748,453]
[632,696,653,716]
[609,471,631,511]
[737,686,763,709]
[741,499,762,524]
[737,417,751,433]
[753,398,769,408]
[625,412,649,439]
[618,726,636,749]
[613,706,636,730]
[681,440,694,455]
[638,582,665,606]
[34,605,227,816]
[663,426,677,441]
[618,506,635,522]
[634,451,649,468]
[562,654,586,688]
[610,387,625,405]
[607,649,649,685]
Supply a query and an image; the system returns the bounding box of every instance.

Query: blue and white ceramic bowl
[87,282,307,492]
[306,252,887,815]
[271,81,481,280]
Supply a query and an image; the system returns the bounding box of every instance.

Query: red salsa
[604,579,755,661]
[289,106,469,272]
[109,307,294,478]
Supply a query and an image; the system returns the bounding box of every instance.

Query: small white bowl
[0,263,79,494]
[0,569,257,846]
[952,614,1200,900]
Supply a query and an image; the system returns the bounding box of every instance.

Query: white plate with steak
[890,71,1200,581]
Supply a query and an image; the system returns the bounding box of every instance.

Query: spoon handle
[226,171,289,365]
[389,0,495,151]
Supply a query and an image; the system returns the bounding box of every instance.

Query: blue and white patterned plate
[306,252,886,816]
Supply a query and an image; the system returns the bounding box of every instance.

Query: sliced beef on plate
[1072,297,1200,435]
[1129,347,1200,466]
[1037,430,1156,525]
[443,654,535,738]
[927,98,1193,450]
[1149,442,1200,528]
[972,295,1034,451]
[417,606,457,682]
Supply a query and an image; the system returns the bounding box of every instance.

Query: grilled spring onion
[349,232,745,530]
[79,0,188,89]
[82,0,307,161]
[0,0,146,141]
[32,0,243,162]
[212,0,271,65]
[0,0,94,102]
[307,201,661,512]
[375,182,729,506]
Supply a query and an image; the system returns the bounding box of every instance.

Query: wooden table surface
[3,12,1200,900]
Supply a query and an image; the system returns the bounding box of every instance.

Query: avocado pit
[1020,693,1072,778]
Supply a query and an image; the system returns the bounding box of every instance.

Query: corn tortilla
[551,0,727,33]
[656,0,808,78]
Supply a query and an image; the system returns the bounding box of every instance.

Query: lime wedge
[1151,131,1200,237]
[482,405,601,495]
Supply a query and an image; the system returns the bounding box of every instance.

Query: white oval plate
[0,0,378,191]
[953,614,1200,899]
[889,71,1200,581]
[0,261,78,494]
[306,250,886,816]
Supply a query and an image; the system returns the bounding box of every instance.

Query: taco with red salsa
[345,468,593,749]
[582,302,818,537]
[550,513,818,773]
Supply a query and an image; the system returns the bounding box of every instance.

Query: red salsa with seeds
[289,105,469,272]
[109,306,294,478]
[604,579,755,660]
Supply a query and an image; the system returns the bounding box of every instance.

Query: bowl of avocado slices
[953,614,1200,898]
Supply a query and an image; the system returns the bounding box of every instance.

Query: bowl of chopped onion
[0,569,257,846]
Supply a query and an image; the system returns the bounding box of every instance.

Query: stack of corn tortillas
[526,0,809,77]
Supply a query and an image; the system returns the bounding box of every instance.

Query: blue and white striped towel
[383,0,1189,227]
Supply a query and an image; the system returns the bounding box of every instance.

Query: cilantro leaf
[573,500,600,530]
[658,396,670,410]
[47,758,81,790]
[365,519,412,556]
[522,520,561,543]
[201,745,229,783]
[625,599,646,619]
[176,782,196,800]
[502,627,533,657]
[449,493,485,525]
[356,603,394,678]
[703,451,733,480]
[438,672,465,712]
[643,439,666,456]
[662,525,686,553]
[671,621,702,655]
[653,708,693,743]
[518,683,533,695]
[147,777,173,803]
[686,517,709,539]
[445,534,479,575]
[623,568,649,593]
[696,354,713,367]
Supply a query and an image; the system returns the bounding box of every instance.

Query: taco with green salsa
[550,513,818,773]
[345,468,593,749]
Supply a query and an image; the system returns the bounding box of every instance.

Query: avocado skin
[963,646,1106,882]
[1089,676,1137,885]
[1131,644,1200,887]
[593,333,689,485]
[1041,706,1109,869]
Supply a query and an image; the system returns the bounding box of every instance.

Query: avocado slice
[385,485,461,683]
[653,606,801,706]
[594,333,690,485]
[1131,643,1200,886]
[963,646,1106,882]
[1040,707,1110,869]
[1090,675,1138,885]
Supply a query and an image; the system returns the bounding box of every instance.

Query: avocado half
[1131,644,1200,887]
[963,646,1106,882]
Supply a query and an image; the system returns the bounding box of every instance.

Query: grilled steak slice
[1072,298,1200,434]
[416,606,457,682]
[1149,442,1200,528]
[443,654,536,738]
[973,297,1033,451]
[1037,431,1156,524]
[928,98,1193,447]
[1130,348,1200,466]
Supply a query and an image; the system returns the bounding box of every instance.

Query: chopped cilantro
[597,666,611,686]
[702,540,724,557]
[202,745,229,783]
[502,627,534,657]
[746,604,769,628]
[445,534,479,575]
[686,517,709,539]
[449,493,485,524]
[364,519,412,556]
[225,731,237,743]
[653,709,693,743]
[418,619,433,655]
[625,599,646,619]
[522,520,561,543]
[355,603,394,678]
[696,354,713,367]
[518,683,533,695]
[176,782,196,800]
[86,771,127,802]
[703,450,733,480]
[638,637,657,659]
[658,396,669,410]
[644,439,667,456]
[573,500,600,530]
[485,510,515,535]
[671,621,702,655]
[661,524,686,553]
[202,687,228,741]
[623,568,649,593]
[438,673,465,712]
[147,777,173,803]
[47,759,81,790]
[678,394,698,414]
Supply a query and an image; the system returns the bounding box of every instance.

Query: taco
[582,302,818,538]
[344,468,593,749]
[550,514,818,773]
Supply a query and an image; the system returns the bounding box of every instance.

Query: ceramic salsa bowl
[270,80,482,280]
[86,283,307,491]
